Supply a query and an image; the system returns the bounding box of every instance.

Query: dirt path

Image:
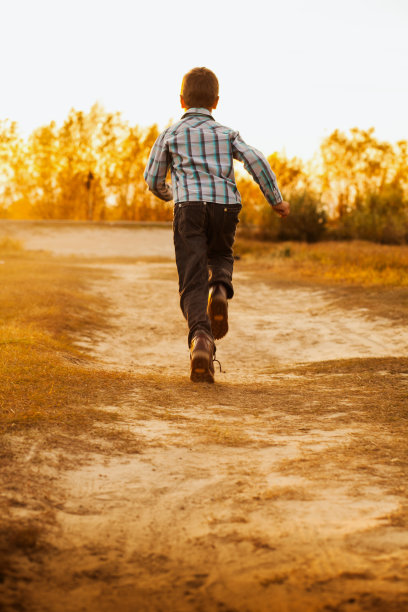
[2,223,408,611]
[79,262,408,374]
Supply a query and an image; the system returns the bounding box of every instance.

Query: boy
[144,67,290,383]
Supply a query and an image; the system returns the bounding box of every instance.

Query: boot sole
[190,350,214,383]
[208,296,228,340]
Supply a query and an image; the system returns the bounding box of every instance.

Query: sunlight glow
[1,0,407,160]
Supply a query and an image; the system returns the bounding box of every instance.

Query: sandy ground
[0,220,175,258]
[1,221,408,612]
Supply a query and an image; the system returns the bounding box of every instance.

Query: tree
[0,120,30,217]
[108,124,162,221]
[320,128,404,217]
[320,128,408,242]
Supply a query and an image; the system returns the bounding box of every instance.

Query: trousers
[173,201,241,346]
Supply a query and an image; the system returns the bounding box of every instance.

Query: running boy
[144,67,290,383]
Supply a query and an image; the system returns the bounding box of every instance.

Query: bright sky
[1,0,407,160]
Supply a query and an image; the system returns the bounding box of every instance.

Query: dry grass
[0,242,136,434]
[0,236,24,252]
[0,329,136,433]
[0,247,108,339]
[235,238,408,287]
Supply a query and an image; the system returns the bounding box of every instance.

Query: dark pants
[173,201,241,346]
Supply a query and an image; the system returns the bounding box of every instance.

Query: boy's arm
[232,132,289,216]
[143,131,173,202]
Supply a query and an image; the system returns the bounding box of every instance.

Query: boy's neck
[184,106,213,113]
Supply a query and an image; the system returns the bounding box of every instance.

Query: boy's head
[180,67,219,111]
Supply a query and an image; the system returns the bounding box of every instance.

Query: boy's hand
[273,201,290,218]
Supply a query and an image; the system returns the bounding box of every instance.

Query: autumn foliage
[1,106,407,242]
[0,105,166,222]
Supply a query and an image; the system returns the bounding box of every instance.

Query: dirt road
[1,222,408,612]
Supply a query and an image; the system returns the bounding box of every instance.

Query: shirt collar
[181,107,214,120]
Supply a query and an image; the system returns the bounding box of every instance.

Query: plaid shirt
[144,108,283,207]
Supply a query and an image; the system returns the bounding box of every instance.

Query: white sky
[1,0,407,160]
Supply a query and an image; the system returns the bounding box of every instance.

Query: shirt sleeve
[143,130,173,202]
[231,132,283,206]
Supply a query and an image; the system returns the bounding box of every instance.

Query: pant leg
[207,203,241,299]
[173,202,213,346]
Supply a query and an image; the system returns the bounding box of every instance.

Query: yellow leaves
[0,106,161,222]
[267,152,306,193]
[320,127,408,219]
[1,112,407,243]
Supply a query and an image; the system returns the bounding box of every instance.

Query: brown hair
[181,67,219,109]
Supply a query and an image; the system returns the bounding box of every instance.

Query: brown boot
[190,332,215,383]
[208,284,228,340]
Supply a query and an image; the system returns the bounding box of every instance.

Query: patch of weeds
[0,250,137,435]
[235,239,408,287]
[0,236,23,253]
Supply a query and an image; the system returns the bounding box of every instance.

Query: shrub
[332,186,408,244]
[276,192,327,242]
